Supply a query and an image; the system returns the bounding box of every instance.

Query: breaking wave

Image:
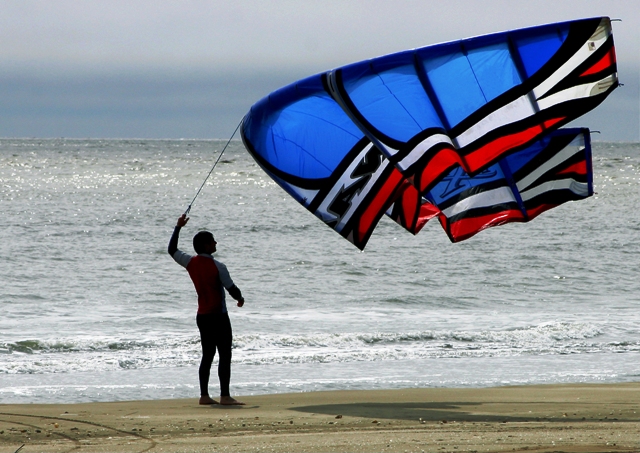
[2,322,635,375]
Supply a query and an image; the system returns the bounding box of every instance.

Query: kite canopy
[242,17,617,249]
[426,128,593,242]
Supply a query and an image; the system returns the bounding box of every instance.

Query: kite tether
[184,119,243,216]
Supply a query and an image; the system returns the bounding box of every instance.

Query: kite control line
[184,119,243,216]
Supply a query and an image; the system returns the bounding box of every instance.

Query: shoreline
[1,383,639,452]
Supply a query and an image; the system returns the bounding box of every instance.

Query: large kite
[241,17,617,249]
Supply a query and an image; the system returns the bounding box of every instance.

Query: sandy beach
[1,383,639,452]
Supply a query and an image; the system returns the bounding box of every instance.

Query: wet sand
[1,383,639,452]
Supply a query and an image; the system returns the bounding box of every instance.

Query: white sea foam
[1,321,635,376]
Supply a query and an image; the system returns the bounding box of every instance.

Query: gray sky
[1,0,638,140]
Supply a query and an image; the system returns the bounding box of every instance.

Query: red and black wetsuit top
[186,255,224,314]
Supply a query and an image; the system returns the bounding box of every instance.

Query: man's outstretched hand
[177,214,189,228]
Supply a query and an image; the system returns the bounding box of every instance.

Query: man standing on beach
[168,214,245,406]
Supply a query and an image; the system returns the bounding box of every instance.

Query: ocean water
[1,138,639,404]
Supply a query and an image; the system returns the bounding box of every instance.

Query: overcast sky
[1,0,638,140]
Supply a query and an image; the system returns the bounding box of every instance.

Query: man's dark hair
[193,231,214,254]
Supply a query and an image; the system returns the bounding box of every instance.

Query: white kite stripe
[315,142,392,231]
[398,133,453,171]
[537,75,617,109]
[519,179,589,201]
[455,94,535,148]
[533,18,611,99]
[442,186,516,218]
[516,139,584,191]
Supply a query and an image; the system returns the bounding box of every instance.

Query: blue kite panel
[467,42,522,101]
[421,51,488,127]
[427,164,506,205]
[513,28,569,77]
[249,95,362,179]
[501,133,552,174]
[345,65,441,141]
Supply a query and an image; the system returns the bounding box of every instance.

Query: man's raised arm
[168,214,189,257]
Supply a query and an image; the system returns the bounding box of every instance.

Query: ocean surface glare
[0,139,639,404]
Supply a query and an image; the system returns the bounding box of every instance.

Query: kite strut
[184,118,243,216]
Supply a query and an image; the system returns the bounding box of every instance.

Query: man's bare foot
[199,395,219,405]
[220,396,245,406]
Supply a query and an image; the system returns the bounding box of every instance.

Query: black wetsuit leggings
[196,313,232,397]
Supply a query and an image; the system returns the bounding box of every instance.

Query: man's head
[193,231,217,255]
